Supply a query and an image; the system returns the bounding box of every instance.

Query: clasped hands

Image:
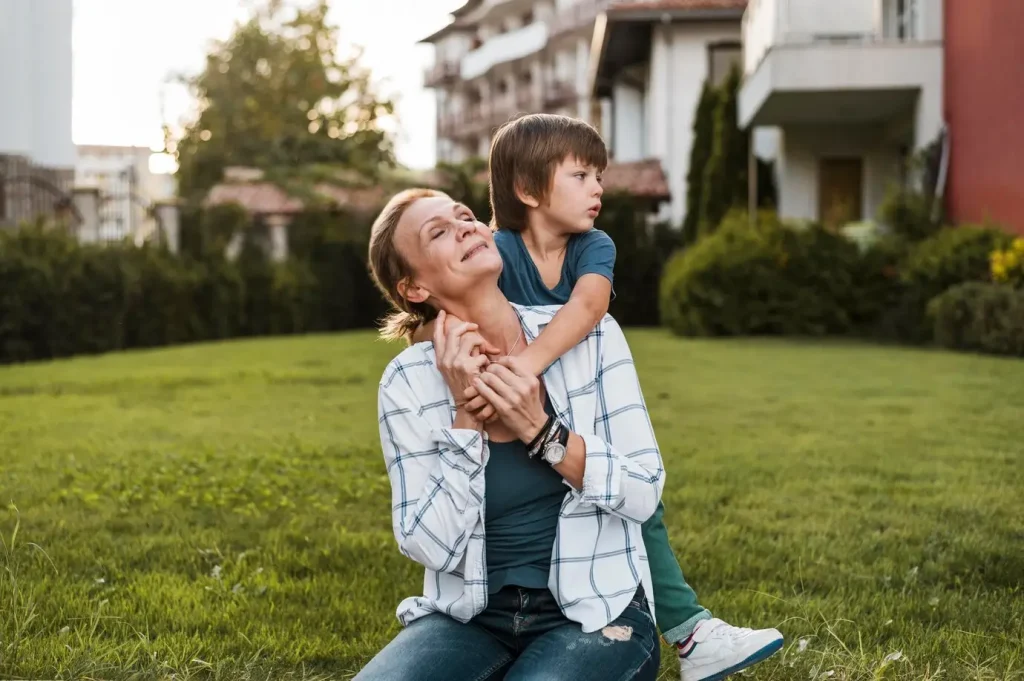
[432,310,546,441]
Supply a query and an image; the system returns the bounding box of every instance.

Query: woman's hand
[433,310,499,408]
[469,356,549,443]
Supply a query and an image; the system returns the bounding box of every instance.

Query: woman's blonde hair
[368,187,448,343]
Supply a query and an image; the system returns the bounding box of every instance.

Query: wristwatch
[541,421,570,466]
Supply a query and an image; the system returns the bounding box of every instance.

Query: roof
[471,159,670,201]
[205,182,304,215]
[602,159,670,199]
[204,181,386,215]
[608,0,746,12]
[418,0,482,43]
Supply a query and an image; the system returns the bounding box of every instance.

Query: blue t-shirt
[494,228,616,306]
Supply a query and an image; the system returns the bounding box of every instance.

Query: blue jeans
[355,585,660,681]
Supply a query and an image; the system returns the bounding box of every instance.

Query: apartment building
[422,0,611,165]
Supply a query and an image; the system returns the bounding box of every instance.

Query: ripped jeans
[354,585,660,681]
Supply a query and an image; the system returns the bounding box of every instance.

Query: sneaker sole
[693,637,784,681]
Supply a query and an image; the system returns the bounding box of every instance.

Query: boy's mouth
[461,243,488,261]
[588,203,601,217]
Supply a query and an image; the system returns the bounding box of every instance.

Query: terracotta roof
[609,0,746,11]
[602,159,671,199]
[469,159,670,200]
[205,182,304,214]
[204,181,387,215]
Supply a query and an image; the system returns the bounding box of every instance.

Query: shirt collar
[510,303,554,343]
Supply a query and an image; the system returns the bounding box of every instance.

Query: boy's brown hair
[488,113,608,232]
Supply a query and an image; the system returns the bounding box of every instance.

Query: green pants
[641,500,712,644]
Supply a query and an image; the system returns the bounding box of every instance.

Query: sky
[71,0,463,171]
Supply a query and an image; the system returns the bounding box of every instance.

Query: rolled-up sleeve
[378,365,486,573]
[578,315,664,523]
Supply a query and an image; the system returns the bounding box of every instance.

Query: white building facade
[589,1,747,225]
[738,0,943,226]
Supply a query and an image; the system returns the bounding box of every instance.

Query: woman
[356,188,664,680]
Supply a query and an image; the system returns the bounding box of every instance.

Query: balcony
[438,102,495,140]
[549,0,611,39]
[424,60,461,88]
[461,21,548,80]
[739,0,943,128]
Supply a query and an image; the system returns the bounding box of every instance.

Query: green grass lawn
[1,331,1022,680]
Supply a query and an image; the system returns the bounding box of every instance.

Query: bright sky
[71,0,461,170]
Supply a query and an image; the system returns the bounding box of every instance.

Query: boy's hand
[461,384,498,423]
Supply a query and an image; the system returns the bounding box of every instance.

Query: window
[884,0,919,40]
[707,42,742,87]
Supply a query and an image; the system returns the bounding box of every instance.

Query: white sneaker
[678,618,783,681]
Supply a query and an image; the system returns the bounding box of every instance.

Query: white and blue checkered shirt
[377,305,665,634]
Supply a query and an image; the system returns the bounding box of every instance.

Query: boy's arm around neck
[522,273,611,376]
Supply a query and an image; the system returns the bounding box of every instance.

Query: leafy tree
[170,0,396,200]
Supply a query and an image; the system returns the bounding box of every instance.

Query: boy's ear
[514,182,541,209]
[397,277,430,305]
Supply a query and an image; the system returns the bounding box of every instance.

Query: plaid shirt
[377,304,665,634]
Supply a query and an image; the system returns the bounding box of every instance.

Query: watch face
[543,442,567,465]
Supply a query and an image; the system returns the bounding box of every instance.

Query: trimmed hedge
[929,282,1024,357]
[0,226,326,364]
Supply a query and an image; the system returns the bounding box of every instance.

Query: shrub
[879,185,941,241]
[660,211,859,336]
[929,282,1024,357]
[894,225,1015,342]
[990,237,1024,286]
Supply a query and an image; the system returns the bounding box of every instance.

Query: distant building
[76,145,176,243]
[422,0,606,165]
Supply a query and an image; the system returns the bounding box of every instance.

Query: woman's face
[394,195,503,306]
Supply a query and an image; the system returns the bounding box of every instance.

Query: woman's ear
[514,182,541,209]
[397,277,430,305]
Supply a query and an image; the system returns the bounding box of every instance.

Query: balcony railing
[424,60,461,87]
[543,80,578,108]
[743,0,927,74]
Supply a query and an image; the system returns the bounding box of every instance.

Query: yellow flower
[992,263,1008,281]
[991,250,1004,266]
[1005,251,1020,270]
[1014,238,1024,255]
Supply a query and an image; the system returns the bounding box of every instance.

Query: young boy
[420,114,782,680]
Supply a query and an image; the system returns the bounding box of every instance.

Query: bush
[660,211,864,336]
[929,282,1024,357]
[0,224,341,365]
[894,225,1015,342]
[660,211,910,338]
[879,186,941,242]
[596,194,683,326]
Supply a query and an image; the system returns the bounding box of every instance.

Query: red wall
[944,0,1024,235]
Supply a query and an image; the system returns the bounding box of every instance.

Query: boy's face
[535,156,604,235]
